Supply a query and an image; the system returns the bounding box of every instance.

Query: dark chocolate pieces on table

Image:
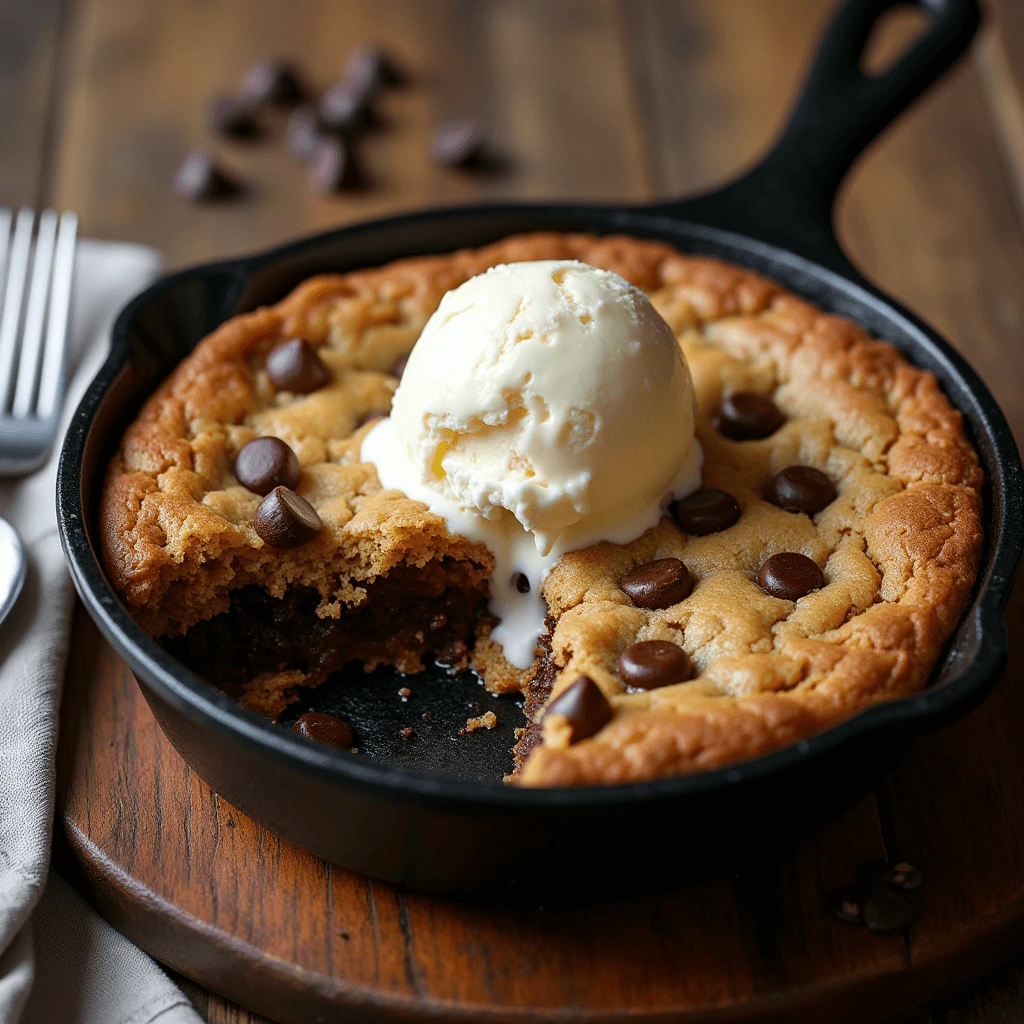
[239,60,306,107]
[173,150,241,202]
[544,675,613,743]
[765,466,837,515]
[621,557,692,609]
[235,436,301,496]
[618,640,692,690]
[266,338,330,393]
[758,552,825,601]
[716,391,786,441]
[254,486,322,549]
[828,861,923,936]
[309,136,363,194]
[292,711,354,749]
[674,488,741,535]
[207,96,261,139]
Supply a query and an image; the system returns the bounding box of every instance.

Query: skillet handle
[649,0,981,275]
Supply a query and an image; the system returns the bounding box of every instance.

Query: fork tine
[11,210,58,418]
[0,210,13,306]
[36,211,77,420]
[0,209,35,409]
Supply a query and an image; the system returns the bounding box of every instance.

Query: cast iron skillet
[58,0,1023,896]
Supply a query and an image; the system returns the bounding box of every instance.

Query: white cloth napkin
[0,239,202,1024]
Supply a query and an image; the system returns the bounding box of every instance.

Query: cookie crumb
[400,726,414,739]
[398,686,412,699]
[421,711,433,720]
[465,711,497,733]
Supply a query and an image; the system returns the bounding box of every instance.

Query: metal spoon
[0,517,26,626]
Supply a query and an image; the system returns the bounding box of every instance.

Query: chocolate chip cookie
[100,232,983,785]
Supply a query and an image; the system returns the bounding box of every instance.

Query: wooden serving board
[55,575,1024,1024]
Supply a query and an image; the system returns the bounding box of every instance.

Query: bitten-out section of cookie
[100,232,983,787]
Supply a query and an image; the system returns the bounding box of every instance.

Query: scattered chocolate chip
[401,726,414,739]
[618,640,692,690]
[235,436,301,496]
[309,136,363,192]
[513,572,530,594]
[432,119,487,168]
[621,557,692,610]
[716,391,786,441]
[345,46,403,93]
[827,885,863,925]
[861,889,917,935]
[287,105,325,161]
[239,60,305,106]
[757,552,825,601]
[207,96,260,139]
[765,466,837,515]
[357,410,388,429]
[266,338,330,393]
[254,486,322,548]
[292,711,353,748]
[173,150,241,201]
[673,488,742,536]
[320,80,373,135]
[544,675,613,743]
[390,354,409,379]
[398,686,412,699]
[858,861,924,893]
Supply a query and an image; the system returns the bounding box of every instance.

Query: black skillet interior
[57,0,1024,892]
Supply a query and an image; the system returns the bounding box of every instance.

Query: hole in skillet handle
[860,4,933,77]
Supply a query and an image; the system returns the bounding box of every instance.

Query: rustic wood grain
[0,0,66,207]
[40,0,1024,1021]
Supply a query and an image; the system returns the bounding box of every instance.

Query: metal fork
[0,207,78,476]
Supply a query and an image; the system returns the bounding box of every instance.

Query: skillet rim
[56,199,1024,811]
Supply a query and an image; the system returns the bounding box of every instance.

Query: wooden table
[6,0,1024,1020]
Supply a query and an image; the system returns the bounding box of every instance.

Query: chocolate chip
[173,150,241,201]
[345,46,403,93]
[319,80,373,135]
[357,410,388,429]
[621,558,692,610]
[827,885,863,925]
[254,486,322,548]
[292,711,353,748]
[513,572,530,594]
[765,466,837,515]
[207,96,260,139]
[432,119,487,168]
[544,675,613,743]
[266,338,330,393]
[287,106,324,162]
[390,354,409,379]
[235,436,301,496]
[716,392,785,440]
[618,640,692,690]
[757,552,824,601]
[861,889,917,935]
[673,488,741,536]
[239,60,305,106]
[309,136,363,193]
[858,861,924,893]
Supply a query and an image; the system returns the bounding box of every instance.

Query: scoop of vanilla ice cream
[362,260,701,668]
